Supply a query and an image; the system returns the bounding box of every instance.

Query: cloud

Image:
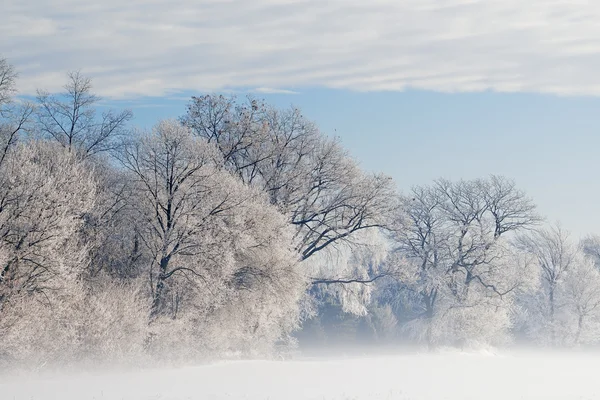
[2,0,600,98]
[252,87,299,94]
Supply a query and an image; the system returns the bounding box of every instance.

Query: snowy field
[2,351,599,400]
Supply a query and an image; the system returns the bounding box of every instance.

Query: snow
[1,351,599,400]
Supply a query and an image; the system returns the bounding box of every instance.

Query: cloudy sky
[3,0,600,236]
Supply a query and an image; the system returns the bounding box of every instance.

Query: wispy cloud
[252,87,299,95]
[2,0,599,98]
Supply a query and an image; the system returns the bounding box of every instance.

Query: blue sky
[4,0,600,237]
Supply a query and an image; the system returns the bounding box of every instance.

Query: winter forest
[2,55,600,370]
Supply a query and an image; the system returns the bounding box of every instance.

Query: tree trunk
[424,291,436,351]
[150,254,170,318]
[574,314,584,346]
[549,283,556,346]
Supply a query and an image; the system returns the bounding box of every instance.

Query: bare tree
[518,224,576,345]
[0,57,34,169]
[390,176,539,346]
[0,58,17,112]
[435,177,539,298]
[580,234,600,268]
[182,95,397,282]
[35,71,132,157]
[562,257,600,345]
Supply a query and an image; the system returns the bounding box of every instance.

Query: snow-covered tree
[117,120,306,357]
[517,224,577,345]
[0,141,96,308]
[561,257,600,345]
[388,176,539,347]
[181,95,397,267]
[580,234,600,269]
[0,57,33,168]
[516,225,600,346]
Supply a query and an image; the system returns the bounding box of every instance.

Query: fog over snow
[2,351,599,400]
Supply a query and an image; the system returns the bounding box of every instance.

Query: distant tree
[517,224,577,345]
[561,256,600,345]
[35,71,132,157]
[580,234,600,268]
[0,57,33,168]
[0,58,16,110]
[390,176,540,347]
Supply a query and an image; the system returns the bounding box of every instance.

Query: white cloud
[2,0,600,98]
[253,87,299,94]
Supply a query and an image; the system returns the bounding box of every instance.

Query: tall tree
[117,120,304,323]
[181,95,397,280]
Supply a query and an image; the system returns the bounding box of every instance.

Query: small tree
[562,257,600,345]
[0,57,33,169]
[35,71,132,157]
[517,224,576,345]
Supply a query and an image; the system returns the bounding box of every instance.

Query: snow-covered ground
[2,351,599,400]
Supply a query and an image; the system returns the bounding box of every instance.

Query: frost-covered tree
[561,257,600,345]
[0,57,33,168]
[117,120,306,357]
[517,224,576,345]
[35,71,132,157]
[0,58,16,109]
[0,279,149,368]
[389,176,539,347]
[581,234,600,269]
[181,95,397,269]
[0,141,96,308]
[516,225,600,346]
[81,162,150,280]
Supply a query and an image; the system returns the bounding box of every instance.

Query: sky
[3,0,600,237]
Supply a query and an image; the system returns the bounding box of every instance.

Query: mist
[4,349,600,400]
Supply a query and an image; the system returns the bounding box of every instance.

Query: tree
[517,224,577,345]
[561,257,600,345]
[0,141,96,309]
[0,58,16,111]
[580,234,600,268]
[181,95,397,280]
[35,71,132,157]
[117,120,305,330]
[389,176,539,347]
[80,161,149,280]
[0,57,33,169]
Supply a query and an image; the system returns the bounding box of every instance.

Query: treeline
[1,57,599,368]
